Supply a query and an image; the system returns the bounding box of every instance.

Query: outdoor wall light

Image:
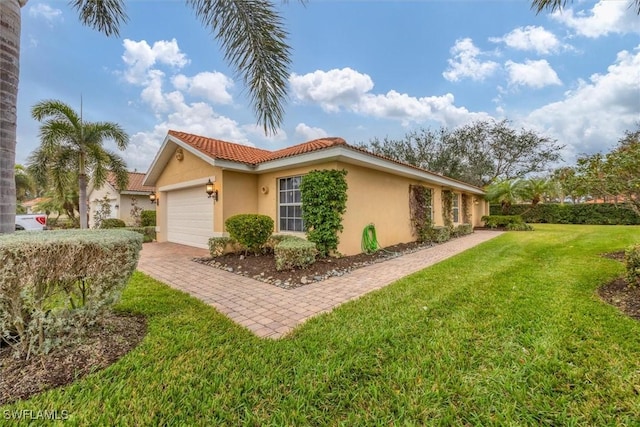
[206,179,218,201]
[149,192,158,204]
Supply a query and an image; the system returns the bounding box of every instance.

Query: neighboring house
[88,171,156,228]
[21,197,50,214]
[143,130,489,255]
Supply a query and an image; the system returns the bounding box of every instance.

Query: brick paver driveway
[136,231,503,338]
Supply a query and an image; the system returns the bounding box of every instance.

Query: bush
[208,237,242,257]
[625,244,640,288]
[125,226,156,243]
[225,214,274,253]
[0,230,142,357]
[264,234,295,251]
[491,203,640,225]
[274,237,318,271]
[506,223,534,231]
[141,210,156,227]
[427,226,451,243]
[455,223,473,236]
[481,215,524,229]
[101,218,126,229]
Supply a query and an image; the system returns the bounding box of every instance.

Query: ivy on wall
[409,185,433,242]
[442,190,454,229]
[300,169,348,257]
[461,194,471,224]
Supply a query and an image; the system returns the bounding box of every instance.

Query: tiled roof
[108,171,155,192]
[168,130,347,165]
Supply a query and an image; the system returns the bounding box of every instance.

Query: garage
[166,185,214,248]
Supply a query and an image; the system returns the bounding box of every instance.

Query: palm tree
[531,0,640,15]
[28,99,129,229]
[521,177,550,207]
[15,164,35,204]
[485,179,525,214]
[0,0,294,234]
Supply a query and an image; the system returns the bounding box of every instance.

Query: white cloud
[526,46,640,161]
[289,68,374,112]
[28,3,63,24]
[442,38,499,82]
[552,0,640,38]
[505,59,562,88]
[295,123,328,140]
[490,26,563,55]
[171,72,234,104]
[122,39,189,85]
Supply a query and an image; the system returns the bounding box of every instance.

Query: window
[452,192,460,223]
[278,176,304,232]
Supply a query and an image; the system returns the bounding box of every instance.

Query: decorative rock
[300,276,308,285]
[313,276,323,281]
[226,267,233,272]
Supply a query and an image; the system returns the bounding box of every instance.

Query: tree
[520,177,551,206]
[602,127,640,214]
[485,179,525,214]
[0,0,294,234]
[361,120,563,187]
[531,0,640,15]
[28,99,129,229]
[14,164,35,204]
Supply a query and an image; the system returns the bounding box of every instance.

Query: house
[143,130,489,255]
[87,171,156,228]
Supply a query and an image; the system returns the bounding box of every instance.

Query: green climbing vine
[442,190,454,229]
[409,185,433,242]
[300,169,348,257]
[461,193,471,224]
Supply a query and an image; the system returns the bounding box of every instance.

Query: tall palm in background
[14,164,35,205]
[0,0,293,233]
[28,100,129,229]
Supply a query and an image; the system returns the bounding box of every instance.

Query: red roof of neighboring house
[108,171,155,193]
[168,130,348,165]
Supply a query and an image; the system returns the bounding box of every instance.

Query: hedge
[0,230,142,357]
[274,237,318,271]
[101,218,126,228]
[481,215,525,229]
[625,245,640,288]
[427,226,451,243]
[141,210,157,227]
[491,203,640,225]
[125,226,156,243]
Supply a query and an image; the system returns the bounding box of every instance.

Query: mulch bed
[1,249,637,407]
[0,313,146,406]
[194,241,435,289]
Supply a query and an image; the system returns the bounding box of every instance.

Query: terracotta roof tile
[108,171,155,192]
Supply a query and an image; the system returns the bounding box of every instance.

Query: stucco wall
[155,147,218,242]
[87,184,118,228]
[220,171,258,231]
[118,194,154,226]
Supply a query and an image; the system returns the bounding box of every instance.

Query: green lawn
[3,224,640,425]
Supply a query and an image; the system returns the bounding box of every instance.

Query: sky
[15,0,640,173]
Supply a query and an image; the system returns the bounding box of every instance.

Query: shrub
[481,215,524,229]
[141,210,157,227]
[491,203,640,225]
[300,169,348,257]
[0,230,142,357]
[208,237,242,257]
[455,223,473,236]
[225,214,274,254]
[506,223,534,231]
[125,226,156,243]
[265,234,295,252]
[101,218,126,229]
[625,244,640,288]
[274,237,318,271]
[427,226,451,243]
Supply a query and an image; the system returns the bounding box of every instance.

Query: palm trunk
[0,0,26,234]
[78,173,88,229]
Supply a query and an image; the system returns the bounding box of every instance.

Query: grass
[2,224,640,425]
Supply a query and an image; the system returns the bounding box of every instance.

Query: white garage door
[166,186,214,248]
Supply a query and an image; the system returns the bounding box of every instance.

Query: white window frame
[278,175,305,232]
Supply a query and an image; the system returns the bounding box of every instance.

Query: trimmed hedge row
[0,230,142,357]
[481,215,525,229]
[491,203,640,225]
[125,226,156,243]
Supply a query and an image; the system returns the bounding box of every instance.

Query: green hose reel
[361,223,379,254]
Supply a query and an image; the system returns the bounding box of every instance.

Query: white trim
[159,176,214,192]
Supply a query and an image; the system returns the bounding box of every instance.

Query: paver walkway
[137,230,503,338]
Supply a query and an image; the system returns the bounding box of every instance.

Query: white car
[15,214,48,231]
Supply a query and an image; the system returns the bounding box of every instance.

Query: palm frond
[70,0,128,37]
[187,0,292,134]
[532,0,640,14]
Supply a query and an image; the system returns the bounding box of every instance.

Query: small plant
[428,226,451,243]
[455,223,473,236]
[208,236,241,257]
[300,169,348,257]
[129,197,143,226]
[92,194,112,229]
[274,237,318,271]
[225,214,274,254]
[625,244,640,288]
[101,218,126,229]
